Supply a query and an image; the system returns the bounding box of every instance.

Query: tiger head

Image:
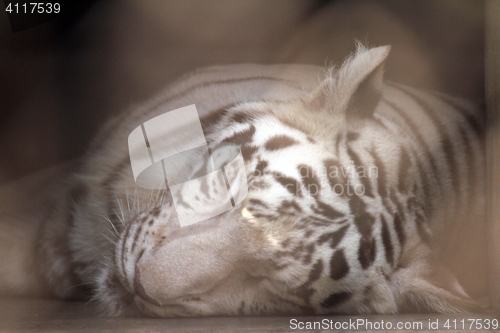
[94,45,481,317]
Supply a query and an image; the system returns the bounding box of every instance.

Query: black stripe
[295,259,323,304]
[254,160,268,177]
[298,164,321,199]
[430,90,485,142]
[382,99,442,191]
[249,198,268,208]
[130,222,143,254]
[273,172,302,197]
[289,245,303,261]
[393,211,405,247]
[292,242,304,260]
[252,213,277,220]
[231,111,254,124]
[349,195,374,237]
[265,135,299,151]
[370,148,387,198]
[324,158,346,197]
[410,147,431,215]
[308,216,349,227]
[281,238,292,248]
[237,301,245,316]
[397,147,412,193]
[329,249,349,280]
[346,132,360,141]
[358,235,377,269]
[373,116,429,208]
[398,91,468,228]
[316,225,349,248]
[241,145,258,161]
[199,106,230,136]
[222,125,256,146]
[305,259,323,285]
[152,206,162,218]
[380,215,394,266]
[313,201,344,220]
[302,243,315,265]
[321,291,352,308]
[279,200,302,214]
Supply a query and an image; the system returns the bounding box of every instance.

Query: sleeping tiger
[16,45,488,316]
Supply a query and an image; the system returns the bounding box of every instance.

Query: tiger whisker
[100,214,119,237]
[115,195,126,225]
[112,208,125,225]
[99,231,117,246]
[89,244,108,260]
[126,188,132,219]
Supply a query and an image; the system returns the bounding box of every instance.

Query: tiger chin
[3,44,488,317]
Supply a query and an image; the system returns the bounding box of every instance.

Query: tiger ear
[307,45,390,119]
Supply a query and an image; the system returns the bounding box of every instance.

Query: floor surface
[0,298,498,332]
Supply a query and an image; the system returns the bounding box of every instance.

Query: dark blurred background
[0,0,484,183]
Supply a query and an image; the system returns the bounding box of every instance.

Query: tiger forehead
[224,97,350,143]
[217,110,353,155]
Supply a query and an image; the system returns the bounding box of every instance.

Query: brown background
[0,1,493,330]
[0,0,484,183]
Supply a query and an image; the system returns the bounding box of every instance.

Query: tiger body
[31,46,486,316]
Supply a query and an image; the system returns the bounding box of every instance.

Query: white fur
[3,45,484,316]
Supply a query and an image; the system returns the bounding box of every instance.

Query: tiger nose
[134,265,162,306]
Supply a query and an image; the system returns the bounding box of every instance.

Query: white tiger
[1,45,487,316]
